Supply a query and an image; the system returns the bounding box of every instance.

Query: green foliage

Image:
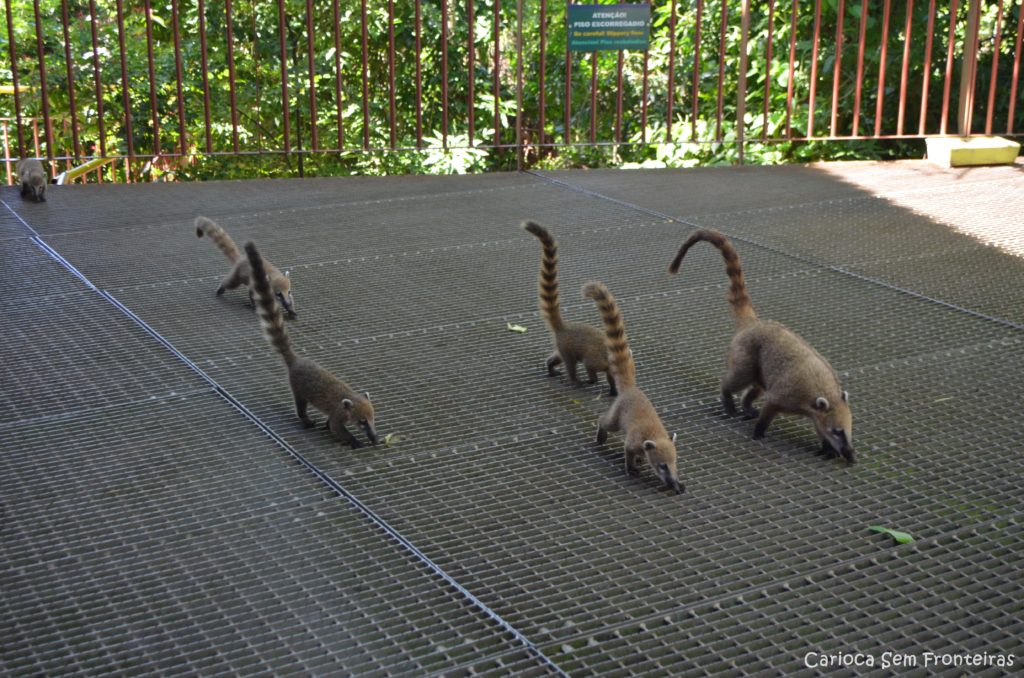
[2,0,1021,179]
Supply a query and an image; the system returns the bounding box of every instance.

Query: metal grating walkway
[2,160,1022,675]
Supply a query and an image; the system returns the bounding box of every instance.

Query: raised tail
[196,216,242,264]
[245,242,297,367]
[668,229,756,326]
[523,221,565,332]
[582,282,636,389]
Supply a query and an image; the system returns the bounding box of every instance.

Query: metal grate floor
[2,159,1023,675]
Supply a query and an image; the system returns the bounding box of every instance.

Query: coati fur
[669,229,854,462]
[17,158,47,202]
[245,241,377,448]
[196,216,296,318]
[584,281,682,493]
[523,221,616,396]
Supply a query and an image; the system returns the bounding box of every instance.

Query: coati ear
[363,391,371,402]
[671,432,677,443]
[341,398,354,411]
[842,390,849,402]
[814,397,830,411]
[643,440,657,452]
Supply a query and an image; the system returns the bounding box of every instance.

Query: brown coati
[196,216,296,318]
[669,229,854,462]
[584,281,682,493]
[245,241,377,448]
[523,221,616,396]
[17,158,47,202]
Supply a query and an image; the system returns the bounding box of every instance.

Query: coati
[584,281,682,493]
[523,221,616,396]
[17,158,47,202]
[245,241,377,448]
[668,229,854,462]
[196,216,296,318]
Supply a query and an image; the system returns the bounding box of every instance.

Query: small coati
[245,241,377,448]
[669,229,854,462]
[17,158,47,202]
[523,221,616,396]
[196,216,296,318]
[584,281,682,493]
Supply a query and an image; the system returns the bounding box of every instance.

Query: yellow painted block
[926,136,1020,167]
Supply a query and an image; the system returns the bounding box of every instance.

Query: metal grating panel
[0,394,542,675]
[0,238,89,301]
[541,518,1024,675]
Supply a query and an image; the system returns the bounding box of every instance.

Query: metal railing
[2,0,1021,182]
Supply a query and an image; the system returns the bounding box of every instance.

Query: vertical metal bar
[172,0,187,156]
[87,0,107,158]
[114,0,134,178]
[589,52,597,143]
[940,0,959,134]
[516,0,523,168]
[198,0,213,153]
[3,0,25,157]
[415,0,423,147]
[225,0,240,153]
[1007,0,1024,133]
[442,0,449,148]
[762,0,775,141]
[737,0,750,161]
[276,0,291,153]
[807,0,822,138]
[565,0,572,144]
[667,0,676,142]
[851,0,868,137]
[691,0,703,142]
[784,0,797,138]
[252,1,264,153]
[641,0,649,143]
[714,0,728,143]
[331,0,344,150]
[2,121,11,183]
[31,0,54,161]
[143,0,161,157]
[59,0,81,161]
[388,0,397,148]
[467,0,475,143]
[360,0,370,150]
[874,0,891,137]
[984,0,1005,134]
[615,51,624,143]
[829,0,846,138]
[918,0,937,135]
[958,0,981,135]
[539,0,546,151]
[896,0,914,135]
[306,0,319,150]
[494,0,502,148]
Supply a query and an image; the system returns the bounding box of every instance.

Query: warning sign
[567,3,652,52]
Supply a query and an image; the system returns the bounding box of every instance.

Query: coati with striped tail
[584,281,682,493]
[17,158,47,202]
[524,221,616,396]
[196,216,296,318]
[668,230,854,462]
[245,241,377,448]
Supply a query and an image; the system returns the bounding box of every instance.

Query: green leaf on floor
[869,525,914,544]
[506,322,528,333]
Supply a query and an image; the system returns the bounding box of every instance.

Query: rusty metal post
[958,0,981,136]
[737,0,750,162]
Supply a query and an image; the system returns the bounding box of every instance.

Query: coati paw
[348,438,363,450]
[625,464,641,477]
[741,407,760,420]
[596,427,608,445]
[215,286,226,296]
[300,418,316,429]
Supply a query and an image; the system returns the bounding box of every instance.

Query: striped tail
[668,229,756,326]
[196,216,242,264]
[245,242,297,366]
[523,221,565,332]
[582,282,636,389]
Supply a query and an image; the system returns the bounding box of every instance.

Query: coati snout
[813,393,855,463]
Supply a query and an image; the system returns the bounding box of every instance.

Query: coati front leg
[741,386,763,419]
[564,357,582,385]
[295,396,315,428]
[752,402,781,439]
[546,352,563,376]
[721,355,758,417]
[328,418,363,449]
[585,366,599,385]
[217,265,246,297]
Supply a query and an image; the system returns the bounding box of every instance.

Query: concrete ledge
[926,135,1021,167]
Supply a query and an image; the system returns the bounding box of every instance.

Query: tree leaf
[868,525,913,544]
[506,322,528,334]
